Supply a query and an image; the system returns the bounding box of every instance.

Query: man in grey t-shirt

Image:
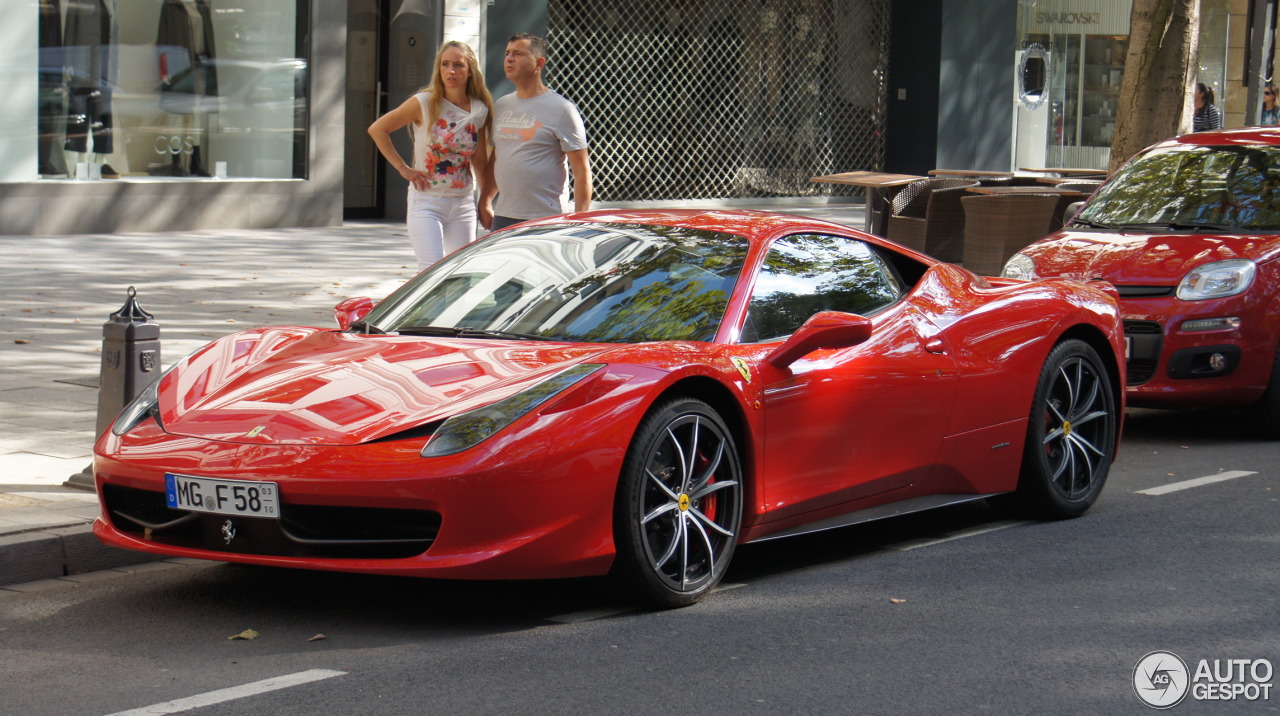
[480,33,592,231]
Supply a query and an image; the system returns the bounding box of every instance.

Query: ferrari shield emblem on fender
[245,425,267,438]
[730,357,752,383]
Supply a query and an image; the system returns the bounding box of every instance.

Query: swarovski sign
[1036,11,1102,25]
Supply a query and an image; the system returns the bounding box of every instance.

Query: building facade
[0,0,1273,236]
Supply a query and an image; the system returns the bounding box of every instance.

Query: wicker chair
[961,193,1061,276]
[886,178,980,262]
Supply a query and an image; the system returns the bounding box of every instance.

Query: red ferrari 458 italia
[1005,128,1280,437]
[95,210,1124,607]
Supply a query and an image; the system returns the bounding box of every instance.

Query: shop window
[19,0,309,181]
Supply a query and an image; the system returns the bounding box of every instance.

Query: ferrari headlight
[421,363,605,457]
[110,348,201,436]
[1002,253,1039,281]
[1176,259,1256,300]
[110,373,163,436]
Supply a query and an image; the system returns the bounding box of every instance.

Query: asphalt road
[1,407,1276,716]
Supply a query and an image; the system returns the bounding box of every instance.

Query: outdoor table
[1019,167,1108,178]
[967,186,1086,197]
[811,171,924,233]
[928,169,1014,179]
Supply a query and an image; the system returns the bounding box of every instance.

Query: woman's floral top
[412,93,488,196]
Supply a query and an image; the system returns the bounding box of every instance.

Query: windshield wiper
[1105,221,1240,233]
[456,327,555,341]
[394,325,554,341]
[348,320,388,335]
[1069,219,1117,229]
[393,325,464,337]
[1163,222,1238,232]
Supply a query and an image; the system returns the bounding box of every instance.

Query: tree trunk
[1110,0,1201,173]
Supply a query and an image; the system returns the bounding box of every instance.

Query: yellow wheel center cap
[1063,420,1072,437]
[678,494,691,512]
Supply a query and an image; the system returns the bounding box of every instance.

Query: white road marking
[105,669,346,716]
[890,520,1030,551]
[1136,470,1259,495]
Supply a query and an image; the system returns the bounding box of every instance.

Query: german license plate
[165,473,279,518]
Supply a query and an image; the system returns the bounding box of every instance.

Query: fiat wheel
[1246,345,1280,439]
[1015,339,1117,518]
[612,397,743,608]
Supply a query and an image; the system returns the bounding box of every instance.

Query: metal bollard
[66,287,162,490]
[95,286,162,437]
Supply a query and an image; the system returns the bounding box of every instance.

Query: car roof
[514,208,869,245]
[1163,126,1280,147]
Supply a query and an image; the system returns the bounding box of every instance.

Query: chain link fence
[546,0,891,202]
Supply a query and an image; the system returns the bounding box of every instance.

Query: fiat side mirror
[333,297,374,330]
[766,311,873,369]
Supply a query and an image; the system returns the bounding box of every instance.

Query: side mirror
[1063,200,1086,225]
[766,311,873,369]
[333,297,374,330]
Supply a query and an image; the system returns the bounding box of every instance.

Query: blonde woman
[369,41,493,270]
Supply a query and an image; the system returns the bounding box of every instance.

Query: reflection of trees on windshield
[366,223,749,343]
[565,225,744,342]
[747,234,902,341]
[1081,145,1280,228]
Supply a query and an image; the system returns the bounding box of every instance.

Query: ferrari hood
[1023,229,1280,285]
[155,327,614,445]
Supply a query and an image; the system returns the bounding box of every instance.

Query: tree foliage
[1111,0,1201,173]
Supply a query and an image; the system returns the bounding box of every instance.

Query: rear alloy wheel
[612,397,742,608]
[1015,339,1117,518]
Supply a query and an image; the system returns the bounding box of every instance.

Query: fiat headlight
[1002,253,1039,281]
[421,363,605,457]
[1176,259,1256,300]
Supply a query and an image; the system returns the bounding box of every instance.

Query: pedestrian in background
[1193,82,1223,132]
[1261,82,1279,125]
[480,33,592,231]
[368,40,493,271]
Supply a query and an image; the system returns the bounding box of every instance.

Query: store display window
[9,0,309,182]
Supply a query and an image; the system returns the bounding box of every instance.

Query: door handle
[924,337,946,354]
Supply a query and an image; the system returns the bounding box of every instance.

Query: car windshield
[1076,143,1280,230]
[363,223,750,343]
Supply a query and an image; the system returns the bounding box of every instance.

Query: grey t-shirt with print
[491,90,588,220]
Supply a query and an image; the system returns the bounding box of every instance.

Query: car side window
[742,234,903,343]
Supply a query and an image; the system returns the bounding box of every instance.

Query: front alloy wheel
[612,397,743,608]
[1016,339,1117,518]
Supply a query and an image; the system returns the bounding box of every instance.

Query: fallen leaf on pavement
[228,629,260,640]
[307,634,327,642]
[890,598,906,604]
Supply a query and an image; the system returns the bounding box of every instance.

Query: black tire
[1246,345,1280,439]
[1013,339,1117,519]
[611,397,743,608]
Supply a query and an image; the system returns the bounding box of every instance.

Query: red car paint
[1011,128,1280,411]
[94,210,1124,581]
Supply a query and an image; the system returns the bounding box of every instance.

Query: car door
[745,233,959,524]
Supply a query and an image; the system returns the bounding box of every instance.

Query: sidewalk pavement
[0,202,864,591]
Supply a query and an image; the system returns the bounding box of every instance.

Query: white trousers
[407,191,476,271]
